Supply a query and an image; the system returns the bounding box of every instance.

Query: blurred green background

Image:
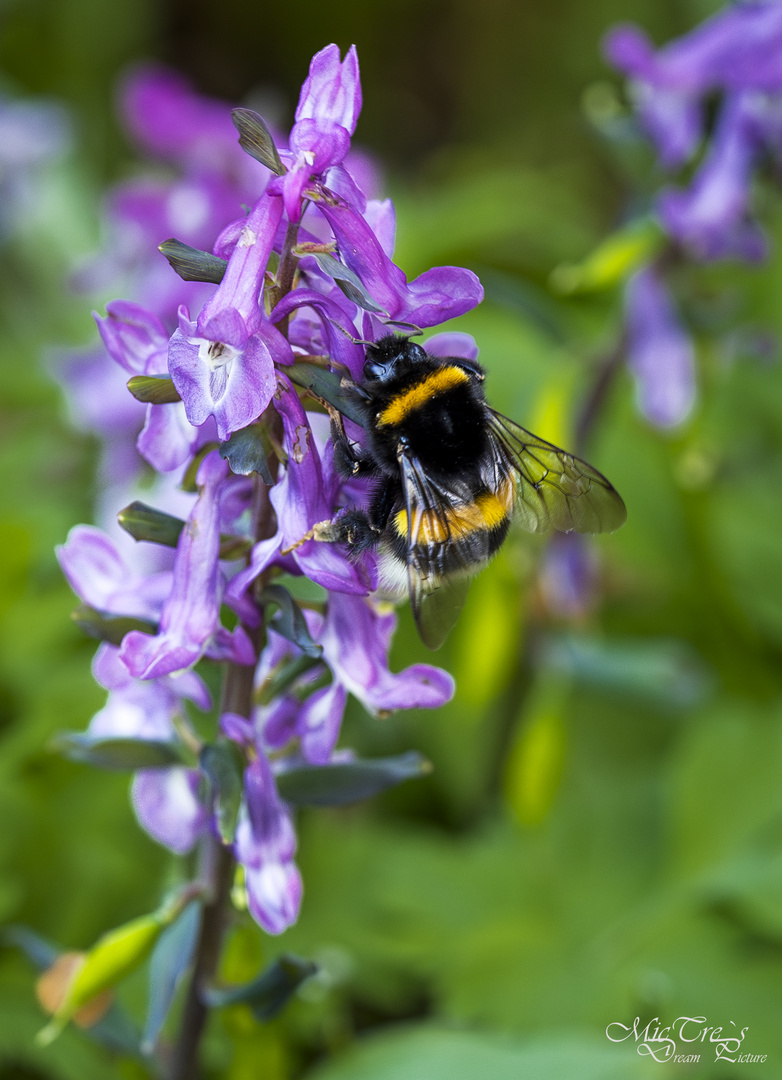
[4,0,782,1077]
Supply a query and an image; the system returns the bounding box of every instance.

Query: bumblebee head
[363,334,426,382]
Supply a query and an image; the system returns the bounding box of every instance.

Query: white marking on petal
[237,225,257,248]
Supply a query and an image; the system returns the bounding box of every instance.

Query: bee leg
[331,418,379,479]
[313,509,380,555]
[367,480,395,532]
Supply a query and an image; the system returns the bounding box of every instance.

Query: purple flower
[625,265,696,428]
[658,93,767,261]
[538,534,598,621]
[169,194,294,440]
[227,376,372,620]
[280,45,362,222]
[90,644,211,854]
[132,770,209,855]
[316,200,483,326]
[57,525,171,620]
[605,3,782,168]
[320,592,454,716]
[234,753,302,934]
[120,451,253,678]
[120,65,265,187]
[606,4,782,95]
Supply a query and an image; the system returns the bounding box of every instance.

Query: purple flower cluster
[56,46,479,934]
[604,2,782,428]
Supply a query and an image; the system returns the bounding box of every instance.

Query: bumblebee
[318,334,626,649]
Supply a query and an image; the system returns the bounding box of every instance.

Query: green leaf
[261,585,323,658]
[288,362,367,425]
[541,633,712,709]
[117,501,185,547]
[159,238,228,284]
[256,654,322,706]
[117,501,251,560]
[126,375,182,405]
[200,741,244,844]
[51,731,185,770]
[549,216,664,295]
[273,574,329,604]
[232,108,286,175]
[142,900,200,1054]
[219,424,275,483]
[38,913,169,1044]
[205,954,316,1019]
[276,752,432,807]
[300,251,387,314]
[71,604,157,646]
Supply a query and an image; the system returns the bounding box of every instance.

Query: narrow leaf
[159,238,227,284]
[51,731,184,770]
[118,501,184,547]
[276,751,432,807]
[273,574,328,604]
[205,954,316,1019]
[219,424,275,483]
[302,250,387,314]
[256,654,322,707]
[38,913,170,1042]
[142,901,200,1054]
[231,108,286,175]
[71,604,157,646]
[126,375,182,405]
[200,741,244,843]
[117,501,250,560]
[288,362,366,425]
[549,216,664,295]
[261,585,322,658]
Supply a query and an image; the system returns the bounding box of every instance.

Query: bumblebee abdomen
[387,477,514,578]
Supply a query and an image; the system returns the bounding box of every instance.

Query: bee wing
[487,411,627,534]
[397,447,484,650]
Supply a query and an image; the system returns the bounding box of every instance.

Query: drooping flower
[624,265,695,428]
[120,451,253,678]
[233,751,302,934]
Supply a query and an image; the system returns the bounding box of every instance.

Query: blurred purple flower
[625,265,696,428]
[538,534,598,621]
[90,644,211,854]
[658,92,767,261]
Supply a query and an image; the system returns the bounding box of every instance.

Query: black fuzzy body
[331,335,511,584]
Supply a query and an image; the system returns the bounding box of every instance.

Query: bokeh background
[3,0,782,1077]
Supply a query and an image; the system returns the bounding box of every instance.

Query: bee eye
[364,358,389,380]
[407,343,426,363]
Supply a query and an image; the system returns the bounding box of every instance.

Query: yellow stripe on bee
[377,366,470,427]
[394,479,515,544]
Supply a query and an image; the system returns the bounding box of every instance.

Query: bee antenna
[330,323,375,347]
[382,320,423,337]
